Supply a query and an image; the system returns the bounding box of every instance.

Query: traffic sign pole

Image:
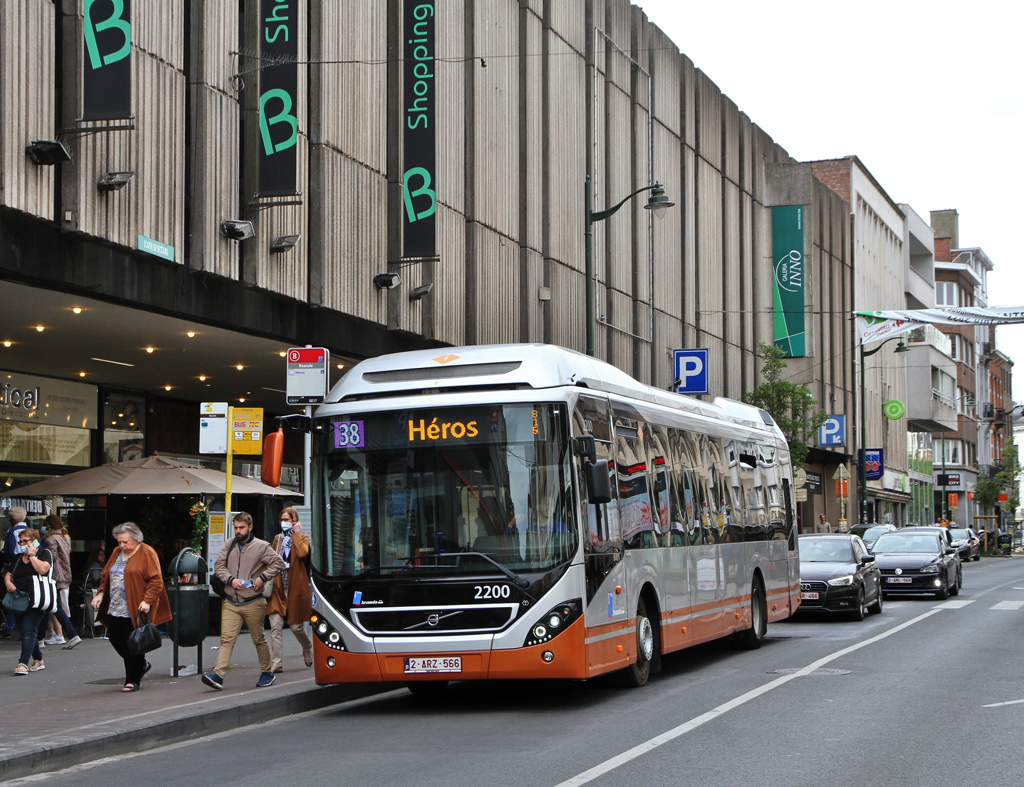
[226,405,234,513]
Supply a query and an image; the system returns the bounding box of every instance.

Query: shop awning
[10,455,292,497]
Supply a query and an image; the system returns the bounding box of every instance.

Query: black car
[850,524,896,550]
[871,531,960,599]
[797,534,883,620]
[948,528,981,562]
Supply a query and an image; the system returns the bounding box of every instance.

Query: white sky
[634,0,1024,397]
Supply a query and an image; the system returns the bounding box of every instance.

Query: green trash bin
[166,549,210,657]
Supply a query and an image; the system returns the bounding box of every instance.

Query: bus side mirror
[585,459,612,504]
[574,435,597,463]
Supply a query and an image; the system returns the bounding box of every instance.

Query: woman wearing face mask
[265,507,313,672]
[4,529,52,675]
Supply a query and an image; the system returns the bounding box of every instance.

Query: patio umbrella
[10,455,293,497]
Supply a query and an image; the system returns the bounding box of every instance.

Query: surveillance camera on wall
[220,220,255,240]
[373,272,402,290]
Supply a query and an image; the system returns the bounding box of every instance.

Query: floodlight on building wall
[373,272,402,290]
[220,220,255,240]
[271,234,301,253]
[26,140,71,166]
[98,171,135,191]
[409,283,434,301]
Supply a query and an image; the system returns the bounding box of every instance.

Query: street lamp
[859,336,910,525]
[584,177,674,357]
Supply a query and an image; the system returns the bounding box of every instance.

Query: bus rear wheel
[735,576,767,650]
[614,598,654,688]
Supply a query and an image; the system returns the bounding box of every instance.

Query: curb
[0,682,389,782]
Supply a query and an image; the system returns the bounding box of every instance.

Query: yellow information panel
[231,407,264,455]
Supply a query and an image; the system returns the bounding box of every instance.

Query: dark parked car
[871,531,960,599]
[849,524,896,549]
[798,534,883,619]
[948,528,981,562]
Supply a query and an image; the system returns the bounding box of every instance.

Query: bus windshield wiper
[449,552,531,588]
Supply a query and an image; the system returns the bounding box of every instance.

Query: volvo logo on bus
[427,614,440,627]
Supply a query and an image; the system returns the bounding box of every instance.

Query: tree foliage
[743,343,827,467]
[972,434,1023,516]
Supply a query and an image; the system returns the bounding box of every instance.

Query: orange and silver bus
[307,344,799,692]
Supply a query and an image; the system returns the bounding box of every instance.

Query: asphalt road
[25,557,1024,787]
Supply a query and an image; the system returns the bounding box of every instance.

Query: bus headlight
[310,614,347,652]
[524,599,581,647]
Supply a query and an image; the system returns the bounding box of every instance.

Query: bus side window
[573,396,619,602]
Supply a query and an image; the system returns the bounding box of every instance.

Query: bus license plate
[886,577,912,584]
[800,592,819,600]
[404,657,462,674]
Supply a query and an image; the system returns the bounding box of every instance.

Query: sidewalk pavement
[0,626,386,782]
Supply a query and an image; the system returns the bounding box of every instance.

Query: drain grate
[768,667,851,676]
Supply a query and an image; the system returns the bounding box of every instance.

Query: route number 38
[334,420,365,449]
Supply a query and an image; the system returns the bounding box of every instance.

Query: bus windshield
[311,403,577,582]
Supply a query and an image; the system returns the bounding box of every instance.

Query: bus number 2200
[474,584,510,599]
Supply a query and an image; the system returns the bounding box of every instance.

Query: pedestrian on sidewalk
[1,506,29,638]
[41,515,81,650]
[90,522,172,692]
[267,507,313,673]
[815,514,832,534]
[203,512,285,691]
[4,529,51,675]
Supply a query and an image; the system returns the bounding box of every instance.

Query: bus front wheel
[614,597,654,688]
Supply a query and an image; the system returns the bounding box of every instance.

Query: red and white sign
[286,347,330,404]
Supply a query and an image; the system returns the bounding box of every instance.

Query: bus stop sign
[286,347,330,404]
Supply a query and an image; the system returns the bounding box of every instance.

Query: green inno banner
[772,205,805,357]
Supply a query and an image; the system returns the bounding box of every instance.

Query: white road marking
[990,600,1024,610]
[554,607,944,787]
[936,600,975,609]
[982,698,1024,708]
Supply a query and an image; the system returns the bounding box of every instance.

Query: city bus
[306,344,799,692]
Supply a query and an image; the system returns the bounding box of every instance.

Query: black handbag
[2,590,31,614]
[127,610,163,656]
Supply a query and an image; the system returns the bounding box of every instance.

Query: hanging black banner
[258,0,299,197]
[402,1,436,258]
[82,0,132,121]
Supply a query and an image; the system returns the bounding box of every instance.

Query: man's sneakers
[201,672,224,691]
[43,633,65,646]
[255,672,276,688]
[62,635,82,650]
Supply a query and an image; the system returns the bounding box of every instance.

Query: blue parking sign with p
[818,415,845,447]
[673,349,709,395]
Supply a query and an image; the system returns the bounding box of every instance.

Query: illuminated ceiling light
[198,375,207,382]
[279,351,287,357]
[2,341,11,348]
[236,365,244,371]
[72,307,82,314]
[164,385,172,391]
[238,397,246,402]
[146,347,155,353]
[4,477,12,488]
[186,331,196,338]
[78,372,86,377]
[36,325,45,332]
[337,363,345,369]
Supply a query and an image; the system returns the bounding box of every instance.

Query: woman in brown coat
[266,507,313,672]
[91,522,172,691]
